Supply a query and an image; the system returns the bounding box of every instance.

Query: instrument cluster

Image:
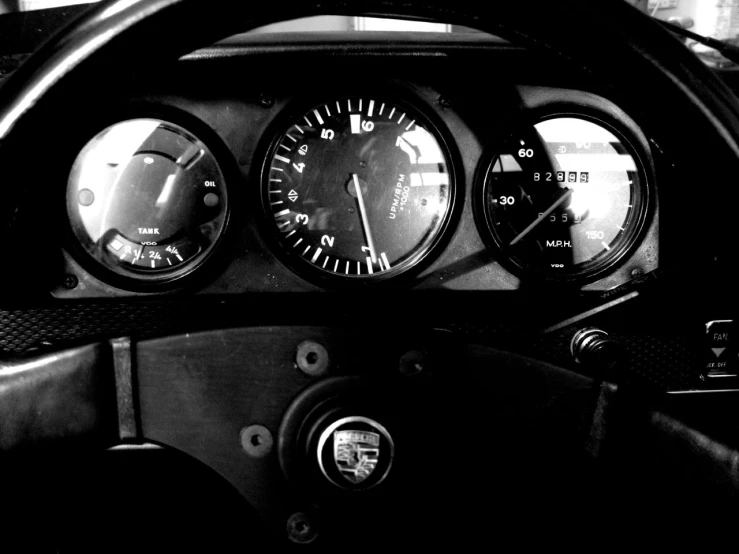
[56,65,658,297]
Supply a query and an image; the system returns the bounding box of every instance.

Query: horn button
[278,377,400,496]
[316,416,394,490]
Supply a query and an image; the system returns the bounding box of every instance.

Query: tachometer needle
[353,173,377,263]
[509,188,573,247]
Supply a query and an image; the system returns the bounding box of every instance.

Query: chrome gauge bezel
[64,105,238,293]
[258,92,462,289]
[475,104,653,285]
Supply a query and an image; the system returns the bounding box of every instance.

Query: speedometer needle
[509,188,573,247]
[353,173,377,263]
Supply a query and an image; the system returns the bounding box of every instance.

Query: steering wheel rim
[2,0,739,547]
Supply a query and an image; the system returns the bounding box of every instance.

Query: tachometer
[478,114,649,282]
[263,96,455,284]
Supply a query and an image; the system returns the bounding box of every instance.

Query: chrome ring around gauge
[262,96,456,285]
[478,113,650,282]
[67,118,230,289]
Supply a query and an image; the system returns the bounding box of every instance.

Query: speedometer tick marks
[293,238,303,248]
[368,100,375,117]
[275,155,290,164]
[286,134,297,143]
[379,103,385,115]
[286,230,296,237]
[323,256,329,269]
[303,117,312,127]
[302,245,311,256]
[388,107,396,119]
[406,119,415,131]
[313,110,324,125]
[311,248,322,263]
[397,112,406,124]
[294,125,304,134]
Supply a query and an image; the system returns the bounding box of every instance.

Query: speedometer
[478,114,650,282]
[262,96,456,285]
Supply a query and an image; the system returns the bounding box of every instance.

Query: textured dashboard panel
[0,304,179,354]
[0,303,703,391]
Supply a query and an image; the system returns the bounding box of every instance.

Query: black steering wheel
[2,0,739,550]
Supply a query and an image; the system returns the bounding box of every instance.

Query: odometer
[263,97,455,285]
[479,115,649,281]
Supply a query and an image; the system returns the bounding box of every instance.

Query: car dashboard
[2,29,706,387]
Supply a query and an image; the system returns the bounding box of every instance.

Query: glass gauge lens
[482,116,647,280]
[264,97,453,282]
[67,118,228,285]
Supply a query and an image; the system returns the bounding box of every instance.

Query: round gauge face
[480,115,648,281]
[263,97,454,284]
[67,118,229,287]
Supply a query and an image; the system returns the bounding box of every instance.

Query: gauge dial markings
[265,97,453,282]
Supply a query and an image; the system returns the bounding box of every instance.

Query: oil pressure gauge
[67,118,230,289]
[478,114,650,282]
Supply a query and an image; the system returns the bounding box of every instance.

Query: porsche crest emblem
[333,429,380,484]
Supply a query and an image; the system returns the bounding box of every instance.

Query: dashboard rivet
[630,267,644,279]
[399,350,427,376]
[286,512,318,544]
[296,340,330,376]
[63,275,79,289]
[240,424,273,458]
[259,93,275,108]
[438,95,452,109]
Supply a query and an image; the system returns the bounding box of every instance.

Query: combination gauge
[67,117,230,289]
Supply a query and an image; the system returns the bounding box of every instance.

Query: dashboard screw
[260,94,275,108]
[630,267,644,279]
[63,275,78,289]
[438,96,452,109]
[287,512,318,544]
[399,350,427,376]
[240,424,273,458]
[296,340,330,376]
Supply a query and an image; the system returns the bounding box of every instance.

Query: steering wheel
[2,0,739,549]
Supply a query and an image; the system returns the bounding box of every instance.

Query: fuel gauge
[67,118,229,289]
